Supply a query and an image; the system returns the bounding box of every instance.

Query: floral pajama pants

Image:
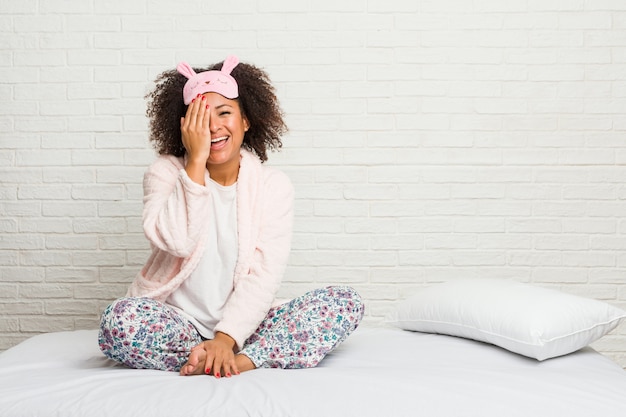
[98,286,364,371]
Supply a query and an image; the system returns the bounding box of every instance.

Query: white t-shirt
[165,179,238,339]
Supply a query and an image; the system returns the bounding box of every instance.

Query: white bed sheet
[1,327,625,417]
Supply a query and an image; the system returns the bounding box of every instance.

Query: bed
[1,279,625,417]
[1,327,626,417]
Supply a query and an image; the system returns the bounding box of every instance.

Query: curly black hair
[145,59,287,162]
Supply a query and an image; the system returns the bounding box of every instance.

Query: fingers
[182,95,206,133]
[205,350,236,379]
[204,350,216,376]
[186,94,209,127]
[181,94,211,162]
[225,356,240,377]
[201,98,210,131]
[186,339,239,379]
[184,94,203,126]
[218,356,231,379]
[209,351,226,379]
[179,341,241,378]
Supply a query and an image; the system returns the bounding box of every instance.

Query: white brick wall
[1,1,625,366]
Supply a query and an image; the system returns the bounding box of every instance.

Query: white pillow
[385,279,626,361]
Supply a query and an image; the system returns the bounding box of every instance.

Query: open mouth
[210,136,229,148]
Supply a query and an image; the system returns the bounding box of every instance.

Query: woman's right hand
[181,94,211,185]
[181,332,240,378]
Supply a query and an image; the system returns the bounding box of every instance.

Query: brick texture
[1,1,625,366]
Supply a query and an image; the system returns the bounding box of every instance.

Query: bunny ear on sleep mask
[177,55,240,104]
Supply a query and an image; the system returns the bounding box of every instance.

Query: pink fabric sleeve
[142,155,212,258]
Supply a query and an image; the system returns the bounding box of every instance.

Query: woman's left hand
[189,332,239,378]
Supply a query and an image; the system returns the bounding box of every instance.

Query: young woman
[98,55,364,378]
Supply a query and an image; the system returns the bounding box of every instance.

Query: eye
[219,111,231,116]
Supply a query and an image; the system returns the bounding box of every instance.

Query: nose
[209,110,220,132]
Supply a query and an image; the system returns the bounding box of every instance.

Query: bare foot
[180,347,207,376]
[181,351,255,376]
[234,354,256,373]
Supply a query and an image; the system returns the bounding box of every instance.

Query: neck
[207,159,239,186]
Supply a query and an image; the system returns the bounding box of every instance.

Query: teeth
[211,136,228,143]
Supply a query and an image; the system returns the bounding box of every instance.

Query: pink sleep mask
[177,55,239,104]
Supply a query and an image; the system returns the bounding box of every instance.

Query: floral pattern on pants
[98,297,203,371]
[98,286,364,372]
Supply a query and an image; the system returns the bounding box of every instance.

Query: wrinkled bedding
[1,327,625,417]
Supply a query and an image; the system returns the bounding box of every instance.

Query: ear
[243,117,250,132]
